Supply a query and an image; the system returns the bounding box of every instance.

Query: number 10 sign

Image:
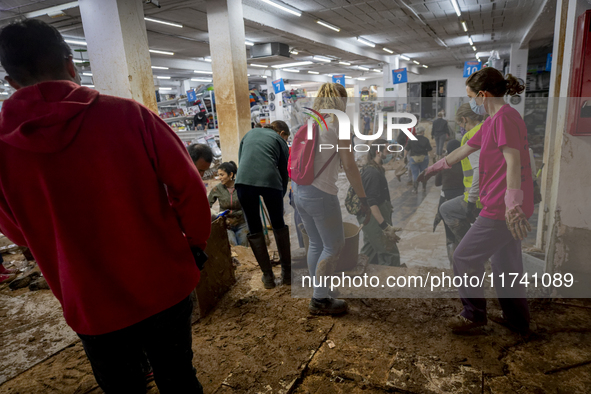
[392,68,408,84]
[463,61,482,78]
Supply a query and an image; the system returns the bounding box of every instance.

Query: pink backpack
[288,121,337,185]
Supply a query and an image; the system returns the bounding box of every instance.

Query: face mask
[459,127,467,136]
[382,153,394,164]
[470,94,487,115]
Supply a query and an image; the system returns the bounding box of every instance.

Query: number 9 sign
[392,68,408,84]
[332,74,345,87]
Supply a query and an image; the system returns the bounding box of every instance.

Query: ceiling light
[203,58,212,62]
[24,1,78,18]
[272,61,313,68]
[247,74,251,76]
[157,76,171,79]
[260,0,302,17]
[82,72,93,76]
[468,37,474,46]
[461,21,468,32]
[149,49,174,56]
[317,20,340,32]
[344,76,352,79]
[383,48,394,54]
[313,55,332,62]
[82,85,95,88]
[339,61,351,65]
[250,63,268,68]
[0,92,9,95]
[151,66,168,70]
[358,66,369,71]
[283,68,300,73]
[245,41,255,46]
[472,46,477,51]
[159,88,172,91]
[327,74,334,77]
[357,37,375,47]
[290,49,299,55]
[194,70,212,74]
[308,71,319,74]
[413,60,420,65]
[422,65,428,68]
[191,78,212,82]
[400,55,410,61]
[372,69,381,72]
[450,0,461,16]
[357,78,366,80]
[291,84,301,87]
[65,39,87,46]
[72,59,88,64]
[144,17,183,28]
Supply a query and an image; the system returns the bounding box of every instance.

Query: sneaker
[309,297,348,315]
[0,273,16,285]
[488,312,530,335]
[448,315,486,334]
[261,273,276,289]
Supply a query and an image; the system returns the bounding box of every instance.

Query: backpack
[288,121,337,185]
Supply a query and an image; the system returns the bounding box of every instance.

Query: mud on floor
[1,246,591,393]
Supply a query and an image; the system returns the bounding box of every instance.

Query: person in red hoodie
[0,20,210,393]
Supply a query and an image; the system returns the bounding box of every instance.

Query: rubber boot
[446,242,457,269]
[422,179,427,192]
[309,298,348,315]
[247,233,276,289]
[273,226,291,285]
[412,181,418,194]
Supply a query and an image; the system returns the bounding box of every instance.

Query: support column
[79,0,157,112]
[509,44,528,116]
[267,70,285,123]
[206,0,251,163]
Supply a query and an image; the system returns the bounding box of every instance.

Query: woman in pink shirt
[419,67,534,335]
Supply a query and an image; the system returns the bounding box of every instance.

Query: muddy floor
[1,244,591,394]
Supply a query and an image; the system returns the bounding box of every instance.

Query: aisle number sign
[332,74,345,86]
[463,61,482,77]
[273,78,286,94]
[392,68,408,84]
[187,89,197,102]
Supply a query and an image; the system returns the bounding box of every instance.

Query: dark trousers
[236,185,285,234]
[438,188,465,243]
[77,296,202,394]
[434,134,447,156]
[453,216,529,330]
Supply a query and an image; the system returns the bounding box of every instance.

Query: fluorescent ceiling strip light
[313,55,332,62]
[247,74,251,76]
[372,69,381,72]
[357,37,375,47]
[159,88,172,91]
[250,64,268,68]
[413,60,420,65]
[400,55,410,61]
[422,65,428,68]
[151,66,168,70]
[357,78,366,80]
[24,1,78,18]
[192,78,212,82]
[82,72,93,76]
[344,76,352,79]
[194,70,212,74]
[450,0,461,16]
[144,17,183,28]
[282,68,299,73]
[461,21,468,32]
[272,61,313,68]
[245,41,255,46]
[358,66,369,71]
[203,58,212,62]
[290,50,299,55]
[72,59,87,63]
[291,84,301,87]
[260,0,302,17]
[157,76,171,79]
[339,61,351,65]
[472,46,477,51]
[317,20,340,32]
[383,48,394,54]
[65,39,87,46]
[82,85,94,88]
[468,36,474,46]
[149,49,174,55]
[326,74,334,77]
[0,92,8,95]
[308,71,319,74]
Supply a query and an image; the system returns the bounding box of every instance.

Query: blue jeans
[227,221,248,246]
[293,183,344,299]
[408,156,429,182]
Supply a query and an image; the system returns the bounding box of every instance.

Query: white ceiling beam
[519,0,554,49]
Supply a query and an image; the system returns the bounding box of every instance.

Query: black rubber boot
[446,242,457,269]
[273,226,291,285]
[309,297,348,315]
[247,233,276,289]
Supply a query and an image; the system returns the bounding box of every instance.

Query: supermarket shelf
[157,97,188,107]
[163,115,192,123]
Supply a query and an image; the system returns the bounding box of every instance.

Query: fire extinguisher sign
[463,61,482,77]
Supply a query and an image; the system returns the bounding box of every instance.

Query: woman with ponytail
[418,68,534,335]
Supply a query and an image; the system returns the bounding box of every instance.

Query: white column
[509,44,529,116]
[79,0,157,112]
[268,70,285,122]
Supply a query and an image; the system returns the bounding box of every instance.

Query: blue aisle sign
[463,61,482,77]
[392,68,408,84]
[332,74,345,86]
[187,89,197,102]
[545,53,552,72]
[273,78,285,94]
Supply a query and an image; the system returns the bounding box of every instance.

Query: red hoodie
[0,81,211,335]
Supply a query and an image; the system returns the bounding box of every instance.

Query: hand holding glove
[417,157,451,184]
[383,224,402,243]
[504,189,532,240]
[466,202,478,224]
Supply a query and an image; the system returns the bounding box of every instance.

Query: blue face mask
[470,94,487,115]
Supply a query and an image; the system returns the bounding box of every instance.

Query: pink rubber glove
[504,189,523,210]
[417,157,451,183]
[504,189,531,240]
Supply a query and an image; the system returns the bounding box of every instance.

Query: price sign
[463,61,482,77]
[273,78,285,94]
[332,74,345,86]
[392,68,407,84]
[186,89,197,102]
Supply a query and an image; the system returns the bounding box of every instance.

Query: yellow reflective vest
[460,124,483,209]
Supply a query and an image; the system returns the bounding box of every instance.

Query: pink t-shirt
[467,105,534,221]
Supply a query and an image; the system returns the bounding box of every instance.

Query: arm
[370,205,385,224]
[208,188,217,208]
[502,146,521,190]
[338,137,366,198]
[467,151,481,203]
[278,140,289,197]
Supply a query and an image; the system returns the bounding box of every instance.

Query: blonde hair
[455,103,485,124]
[313,82,347,112]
